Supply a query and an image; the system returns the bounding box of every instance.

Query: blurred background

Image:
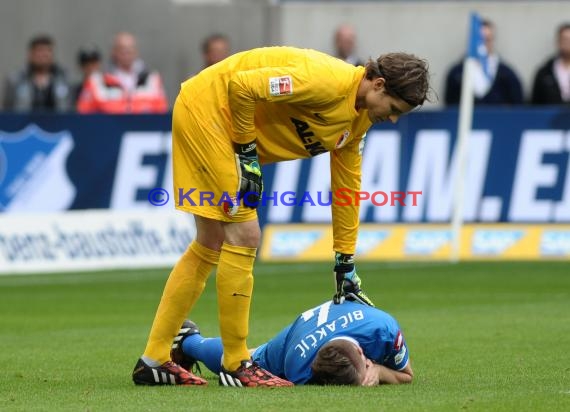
[0,0,568,107]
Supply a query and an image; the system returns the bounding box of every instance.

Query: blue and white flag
[467,12,492,96]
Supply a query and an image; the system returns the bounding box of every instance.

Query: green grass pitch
[0,261,569,411]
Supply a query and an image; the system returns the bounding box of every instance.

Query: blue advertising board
[1,109,569,224]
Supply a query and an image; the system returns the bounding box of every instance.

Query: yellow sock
[217,242,257,371]
[143,241,219,364]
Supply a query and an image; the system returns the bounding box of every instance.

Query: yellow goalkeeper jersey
[178,46,373,254]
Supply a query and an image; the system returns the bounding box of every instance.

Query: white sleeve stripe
[396,359,409,371]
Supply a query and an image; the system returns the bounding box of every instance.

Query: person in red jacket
[77,32,168,114]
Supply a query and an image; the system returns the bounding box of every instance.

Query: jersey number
[301,301,332,327]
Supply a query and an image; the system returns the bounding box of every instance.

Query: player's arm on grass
[362,360,413,385]
[367,329,412,385]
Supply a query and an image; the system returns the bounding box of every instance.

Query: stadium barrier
[0,209,195,275]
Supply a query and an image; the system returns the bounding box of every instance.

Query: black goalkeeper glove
[234,141,263,209]
[332,252,375,307]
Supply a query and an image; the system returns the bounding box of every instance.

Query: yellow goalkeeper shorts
[171,97,258,223]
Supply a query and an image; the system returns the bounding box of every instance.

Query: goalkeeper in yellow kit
[132,46,430,387]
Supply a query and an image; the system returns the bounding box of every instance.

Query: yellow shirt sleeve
[330,134,363,254]
[228,64,349,144]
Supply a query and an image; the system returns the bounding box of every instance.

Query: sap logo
[405,230,451,255]
[270,231,322,256]
[472,230,524,255]
[540,231,570,256]
[0,124,75,212]
[356,230,389,254]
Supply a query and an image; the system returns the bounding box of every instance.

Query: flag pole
[451,13,482,262]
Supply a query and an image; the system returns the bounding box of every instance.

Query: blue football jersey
[252,301,409,384]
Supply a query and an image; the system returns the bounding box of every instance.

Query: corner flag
[450,12,484,262]
[469,13,491,79]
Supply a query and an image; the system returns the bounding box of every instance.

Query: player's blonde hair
[309,340,365,385]
[365,52,432,107]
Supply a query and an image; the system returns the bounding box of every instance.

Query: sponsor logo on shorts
[222,197,239,217]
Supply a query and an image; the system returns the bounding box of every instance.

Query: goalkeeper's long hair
[365,53,434,107]
[309,339,365,386]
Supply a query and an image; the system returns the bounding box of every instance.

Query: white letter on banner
[111,132,168,209]
[469,131,493,221]
[302,153,331,222]
[267,160,301,222]
[509,131,564,221]
[554,132,570,221]
[403,130,490,222]
[359,131,400,222]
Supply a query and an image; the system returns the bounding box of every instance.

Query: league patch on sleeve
[269,76,293,96]
[394,331,403,351]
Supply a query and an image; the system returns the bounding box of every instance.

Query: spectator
[3,34,71,112]
[531,23,570,105]
[202,33,231,68]
[77,31,168,113]
[72,44,102,105]
[334,24,364,66]
[444,19,523,105]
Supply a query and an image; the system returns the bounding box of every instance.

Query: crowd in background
[1,32,231,114]
[334,20,570,107]
[2,20,570,114]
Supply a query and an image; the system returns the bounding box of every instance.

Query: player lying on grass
[171,300,413,386]
[134,45,430,388]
